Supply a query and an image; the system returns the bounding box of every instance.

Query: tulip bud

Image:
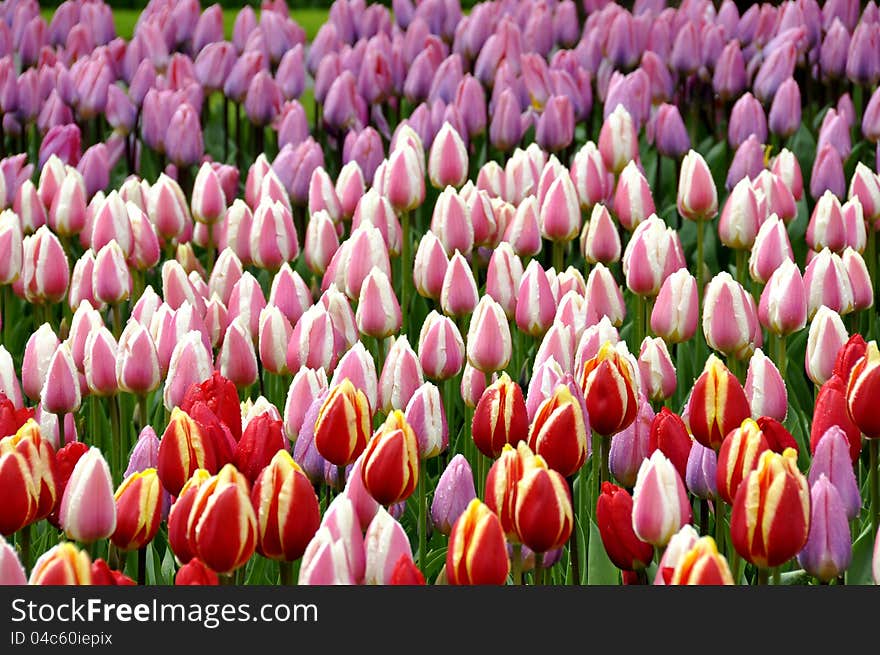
[252,450,320,562]
[648,408,691,481]
[515,260,556,338]
[614,161,656,233]
[846,340,880,439]
[584,263,626,327]
[314,379,372,468]
[188,464,258,574]
[581,203,621,265]
[413,231,449,302]
[599,104,638,175]
[718,178,761,251]
[716,418,771,506]
[810,426,862,521]
[378,335,424,414]
[579,341,639,437]
[513,457,573,554]
[111,468,161,552]
[805,306,849,386]
[631,450,692,547]
[364,507,416,585]
[0,534,26,584]
[668,536,734,585]
[446,498,510,585]
[28,543,92,585]
[749,214,795,284]
[59,448,116,543]
[608,395,653,489]
[115,319,161,396]
[687,355,751,451]
[797,475,852,582]
[163,331,213,411]
[431,454,476,536]
[650,269,699,344]
[758,259,807,337]
[677,150,718,221]
[417,311,465,382]
[405,382,448,460]
[428,122,468,189]
[472,372,529,459]
[40,343,81,415]
[730,448,810,568]
[744,349,788,421]
[356,268,402,339]
[466,295,512,373]
[461,364,488,409]
[702,272,761,360]
[527,384,589,478]
[596,482,654,571]
[842,248,874,312]
[21,226,70,304]
[485,241,523,319]
[360,411,419,506]
[191,162,227,225]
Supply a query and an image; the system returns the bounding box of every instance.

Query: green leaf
[587,518,620,585]
[845,525,876,585]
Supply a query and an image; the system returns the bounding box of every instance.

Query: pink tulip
[418,311,465,381]
[227,272,267,341]
[344,223,391,301]
[571,141,612,209]
[749,213,795,284]
[356,268,402,339]
[632,450,692,547]
[84,327,117,397]
[336,161,365,220]
[22,323,60,402]
[719,178,761,250]
[428,122,468,189]
[466,295,512,374]
[651,269,699,344]
[614,161,655,232]
[515,259,557,338]
[217,319,258,389]
[269,263,312,326]
[485,241,523,319]
[93,240,131,306]
[581,203,621,265]
[758,259,808,336]
[40,343,81,415]
[379,335,424,413]
[191,161,227,225]
[599,104,638,174]
[59,448,116,543]
[431,187,474,257]
[622,215,681,297]
[744,348,788,422]
[805,305,849,386]
[250,198,298,271]
[503,196,542,258]
[677,149,718,221]
[163,330,213,410]
[842,248,874,311]
[331,342,379,413]
[21,226,69,304]
[803,248,854,319]
[304,210,339,275]
[364,507,415,584]
[638,337,677,403]
[584,263,626,327]
[702,272,760,360]
[405,381,448,459]
[540,173,581,242]
[440,251,479,319]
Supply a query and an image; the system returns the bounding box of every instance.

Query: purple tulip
[651,103,690,159]
[797,475,852,582]
[244,70,283,127]
[728,92,767,149]
[39,123,81,168]
[536,95,574,153]
[768,78,802,138]
[165,103,203,167]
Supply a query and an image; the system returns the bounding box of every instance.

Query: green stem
[18,523,31,574]
[735,248,746,288]
[111,303,123,340]
[579,462,589,585]
[401,210,411,331]
[534,553,545,586]
[417,458,427,568]
[777,334,788,381]
[552,240,564,275]
[137,395,149,433]
[511,543,522,585]
[109,396,122,484]
[868,225,877,337]
[1,284,10,347]
[772,566,781,586]
[757,568,769,585]
[696,219,705,301]
[715,501,726,556]
[566,475,580,586]
[600,435,610,484]
[279,560,297,586]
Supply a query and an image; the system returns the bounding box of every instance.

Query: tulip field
[2,0,880,588]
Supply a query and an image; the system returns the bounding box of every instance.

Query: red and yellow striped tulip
[687,354,751,451]
[846,340,880,438]
[485,442,541,541]
[579,341,639,437]
[167,469,212,565]
[730,448,810,569]
[668,537,734,585]
[471,372,529,459]
[111,468,162,552]
[527,384,589,478]
[28,543,92,585]
[251,450,320,562]
[158,408,216,497]
[187,464,258,574]
[360,411,420,506]
[716,418,770,505]
[313,379,372,468]
[0,447,38,536]
[2,419,58,521]
[513,457,573,554]
[447,499,510,585]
